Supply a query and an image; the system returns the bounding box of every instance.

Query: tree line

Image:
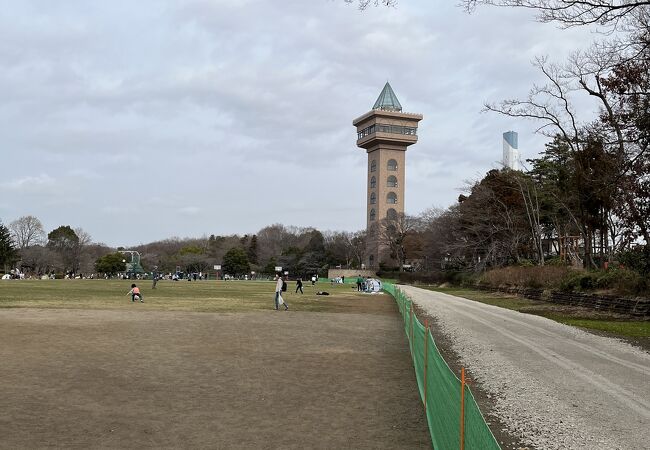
[0,216,368,278]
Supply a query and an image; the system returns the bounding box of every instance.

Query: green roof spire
[372,82,402,112]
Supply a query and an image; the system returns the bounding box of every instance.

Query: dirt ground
[0,305,431,449]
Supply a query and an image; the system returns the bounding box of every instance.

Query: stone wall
[327,269,376,279]
[478,285,650,318]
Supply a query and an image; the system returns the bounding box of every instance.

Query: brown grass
[479,266,573,289]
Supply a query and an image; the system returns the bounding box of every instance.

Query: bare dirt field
[0,300,431,449]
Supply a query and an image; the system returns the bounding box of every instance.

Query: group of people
[1,268,25,280]
[124,272,367,310]
[355,275,382,293]
[273,274,317,309]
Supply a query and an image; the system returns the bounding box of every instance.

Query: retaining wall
[478,285,650,318]
[327,269,376,279]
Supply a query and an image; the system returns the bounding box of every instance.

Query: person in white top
[274,273,289,311]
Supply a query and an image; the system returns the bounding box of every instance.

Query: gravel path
[401,286,650,450]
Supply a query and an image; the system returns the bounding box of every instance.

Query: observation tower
[353,82,423,269]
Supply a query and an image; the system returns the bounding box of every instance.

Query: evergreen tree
[247,235,258,264]
[47,225,79,272]
[95,252,127,275]
[222,247,250,276]
[263,257,277,274]
[0,221,18,272]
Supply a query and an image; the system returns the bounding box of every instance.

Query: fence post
[423,319,429,408]
[460,367,465,450]
[405,297,408,328]
[409,302,414,351]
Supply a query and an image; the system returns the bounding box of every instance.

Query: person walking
[295,278,303,294]
[274,273,289,310]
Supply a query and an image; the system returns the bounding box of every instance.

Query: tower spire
[372,82,402,112]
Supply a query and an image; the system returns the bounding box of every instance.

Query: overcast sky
[0,0,598,247]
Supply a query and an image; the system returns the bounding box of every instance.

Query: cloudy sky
[0,0,597,247]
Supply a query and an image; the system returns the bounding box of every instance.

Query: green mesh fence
[383,283,501,450]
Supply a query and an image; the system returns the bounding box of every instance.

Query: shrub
[559,268,649,296]
[602,268,647,296]
[617,246,650,275]
[382,270,478,287]
[480,266,571,290]
[559,272,589,291]
[545,256,569,267]
[516,259,535,267]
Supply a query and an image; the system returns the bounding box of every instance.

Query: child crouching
[127,284,143,302]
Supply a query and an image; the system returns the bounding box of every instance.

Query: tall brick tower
[353,83,422,269]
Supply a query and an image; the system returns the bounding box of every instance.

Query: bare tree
[9,215,45,249]
[73,227,93,274]
[344,0,397,10]
[346,230,367,268]
[19,245,59,275]
[256,224,291,267]
[513,173,546,265]
[375,213,421,270]
[462,0,650,30]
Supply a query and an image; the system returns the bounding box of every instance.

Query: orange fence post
[460,367,465,450]
[423,319,429,408]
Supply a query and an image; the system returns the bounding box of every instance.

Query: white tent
[365,278,382,293]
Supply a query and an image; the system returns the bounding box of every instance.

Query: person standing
[295,278,303,294]
[356,274,363,291]
[275,273,289,310]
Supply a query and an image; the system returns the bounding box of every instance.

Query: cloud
[179,206,201,216]
[1,174,56,192]
[101,205,137,215]
[0,0,601,246]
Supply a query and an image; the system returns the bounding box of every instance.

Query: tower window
[370,160,376,172]
[369,209,376,221]
[387,208,398,219]
[387,192,397,204]
[387,175,397,187]
[387,159,397,171]
[370,176,376,189]
[370,192,376,204]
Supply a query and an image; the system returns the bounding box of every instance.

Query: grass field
[0,279,431,449]
[421,286,650,340]
[0,278,391,313]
